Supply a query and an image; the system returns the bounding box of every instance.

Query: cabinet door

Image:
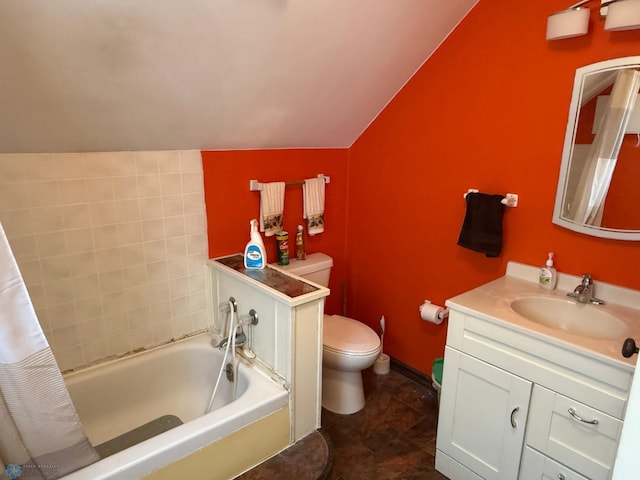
[526,385,623,480]
[436,347,532,480]
[519,446,588,480]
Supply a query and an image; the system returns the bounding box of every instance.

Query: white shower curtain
[0,222,99,480]
[568,68,640,226]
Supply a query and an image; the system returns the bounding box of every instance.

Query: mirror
[553,56,640,240]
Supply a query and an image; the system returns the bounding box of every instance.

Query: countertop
[445,262,640,369]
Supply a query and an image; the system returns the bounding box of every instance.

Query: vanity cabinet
[436,307,632,480]
[437,347,531,480]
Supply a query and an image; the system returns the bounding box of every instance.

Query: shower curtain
[0,222,99,480]
[568,68,640,226]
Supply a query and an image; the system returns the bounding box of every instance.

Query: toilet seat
[323,315,381,356]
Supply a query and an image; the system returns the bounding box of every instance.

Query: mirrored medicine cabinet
[553,56,640,241]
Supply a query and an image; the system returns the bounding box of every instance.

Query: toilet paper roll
[419,301,448,324]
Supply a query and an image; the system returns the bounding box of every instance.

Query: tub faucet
[567,274,605,305]
[218,328,246,349]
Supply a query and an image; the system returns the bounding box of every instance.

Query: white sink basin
[510,296,627,340]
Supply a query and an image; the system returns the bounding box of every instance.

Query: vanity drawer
[526,385,623,480]
[446,310,632,419]
[519,446,588,480]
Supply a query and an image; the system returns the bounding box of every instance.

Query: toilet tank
[277,253,333,287]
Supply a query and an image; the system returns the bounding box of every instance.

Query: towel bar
[464,189,518,207]
[249,173,331,192]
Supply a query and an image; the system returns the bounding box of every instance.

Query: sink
[510,296,627,340]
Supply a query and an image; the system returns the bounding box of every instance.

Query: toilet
[278,253,381,415]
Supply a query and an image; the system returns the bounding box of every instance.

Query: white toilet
[278,253,381,415]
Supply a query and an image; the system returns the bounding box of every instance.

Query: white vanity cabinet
[437,347,531,480]
[435,300,634,480]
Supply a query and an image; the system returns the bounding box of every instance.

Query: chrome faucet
[217,329,246,349]
[567,274,605,305]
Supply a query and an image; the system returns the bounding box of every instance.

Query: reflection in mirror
[553,57,640,240]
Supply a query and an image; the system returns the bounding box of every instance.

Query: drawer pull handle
[510,406,519,428]
[568,407,599,425]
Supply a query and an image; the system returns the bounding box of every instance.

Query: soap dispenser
[539,252,557,290]
[244,219,266,269]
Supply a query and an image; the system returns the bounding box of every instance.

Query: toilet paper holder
[419,300,449,324]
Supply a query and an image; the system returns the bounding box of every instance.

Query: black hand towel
[457,193,505,258]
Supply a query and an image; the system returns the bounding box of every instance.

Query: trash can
[431,357,444,407]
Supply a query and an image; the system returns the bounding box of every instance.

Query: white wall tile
[62,204,92,229]
[0,155,27,183]
[137,174,162,197]
[94,247,123,271]
[1,210,34,237]
[93,225,119,249]
[164,216,186,237]
[0,184,31,211]
[112,177,139,199]
[142,218,165,241]
[117,222,143,244]
[55,345,84,372]
[179,151,202,172]
[162,195,184,217]
[85,178,114,202]
[73,274,100,299]
[134,153,160,174]
[29,181,60,207]
[68,251,98,276]
[66,228,94,253]
[0,151,207,370]
[31,206,65,233]
[75,296,103,320]
[139,196,164,219]
[82,339,109,365]
[36,231,67,257]
[9,234,38,262]
[40,256,73,282]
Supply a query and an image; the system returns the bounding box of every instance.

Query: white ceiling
[0,0,477,153]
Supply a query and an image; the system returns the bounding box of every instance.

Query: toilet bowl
[276,253,382,415]
[322,314,381,414]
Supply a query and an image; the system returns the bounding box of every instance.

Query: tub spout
[217,331,247,349]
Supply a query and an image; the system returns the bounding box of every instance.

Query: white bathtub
[62,333,289,480]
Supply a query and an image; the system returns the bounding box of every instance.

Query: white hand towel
[303,177,325,236]
[260,182,285,237]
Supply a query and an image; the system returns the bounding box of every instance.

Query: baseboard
[389,357,432,388]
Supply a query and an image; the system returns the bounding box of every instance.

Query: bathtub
[62,333,290,480]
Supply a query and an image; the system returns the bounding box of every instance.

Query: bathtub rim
[62,333,290,480]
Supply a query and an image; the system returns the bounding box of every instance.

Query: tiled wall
[0,151,208,371]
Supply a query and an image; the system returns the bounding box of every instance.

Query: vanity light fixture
[604,0,640,31]
[546,0,640,41]
[546,0,591,40]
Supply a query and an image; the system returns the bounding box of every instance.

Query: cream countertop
[445,261,640,369]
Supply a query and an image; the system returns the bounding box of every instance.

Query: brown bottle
[295,225,306,260]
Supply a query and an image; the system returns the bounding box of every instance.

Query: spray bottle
[244,219,266,269]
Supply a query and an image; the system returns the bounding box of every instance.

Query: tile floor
[323,366,447,480]
[240,365,447,480]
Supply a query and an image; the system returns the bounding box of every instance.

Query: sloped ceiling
[0,0,477,153]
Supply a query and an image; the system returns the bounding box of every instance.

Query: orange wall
[203,2,640,376]
[346,1,640,374]
[202,149,349,315]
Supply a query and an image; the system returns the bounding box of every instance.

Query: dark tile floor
[240,365,447,480]
[323,367,446,480]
